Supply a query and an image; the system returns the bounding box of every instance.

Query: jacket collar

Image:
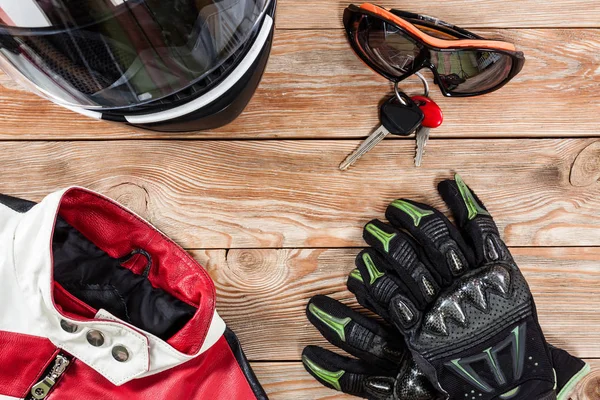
[11,187,225,386]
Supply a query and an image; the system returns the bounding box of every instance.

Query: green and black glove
[303,175,589,400]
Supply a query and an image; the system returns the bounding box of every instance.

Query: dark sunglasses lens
[431,50,514,94]
[354,15,421,78]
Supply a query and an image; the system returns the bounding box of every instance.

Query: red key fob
[411,95,443,128]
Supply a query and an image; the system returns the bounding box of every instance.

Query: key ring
[394,72,430,105]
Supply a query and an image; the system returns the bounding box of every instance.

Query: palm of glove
[303,175,588,400]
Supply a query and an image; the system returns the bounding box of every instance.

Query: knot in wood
[569,370,600,400]
[106,182,150,218]
[570,141,600,187]
[226,249,287,289]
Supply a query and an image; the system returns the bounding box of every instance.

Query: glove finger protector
[384,199,475,284]
[302,291,439,399]
[361,220,442,308]
[437,176,512,266]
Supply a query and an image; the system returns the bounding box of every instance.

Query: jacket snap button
[112,345,130,362]
[86,330,105,347]
[60,320,78,333]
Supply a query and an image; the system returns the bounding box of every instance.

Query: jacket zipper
[26,353,72,400]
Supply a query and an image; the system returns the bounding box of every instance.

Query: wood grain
[0,29,598,139]
[253,361,600,400]
[275,0,600,29]
[253,362,350,400]
[0,139,598,248]
[192,247,600,360]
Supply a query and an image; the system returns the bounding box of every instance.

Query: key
[340,93,424,170]
[412,95,443,167]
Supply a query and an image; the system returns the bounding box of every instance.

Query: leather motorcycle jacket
[0,187,267,399]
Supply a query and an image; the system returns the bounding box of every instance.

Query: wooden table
[0,1,599,398]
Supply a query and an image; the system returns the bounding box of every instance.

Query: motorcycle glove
[302,175,589,400]
[302,273,588,400]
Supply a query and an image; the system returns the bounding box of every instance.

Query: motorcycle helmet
[0,0,276,132]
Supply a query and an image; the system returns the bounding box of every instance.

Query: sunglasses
[343,4,525,97]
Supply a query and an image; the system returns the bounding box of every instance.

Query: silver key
[340,125,391,170]
[411,95,443,167]
[414,126,430,167]
[339,94,424,171]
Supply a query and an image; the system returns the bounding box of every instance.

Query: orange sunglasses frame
[344,3,525,97]
[359,3,516,52]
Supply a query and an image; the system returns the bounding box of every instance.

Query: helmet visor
[0,0,270,110]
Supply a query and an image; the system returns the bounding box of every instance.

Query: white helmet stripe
[0,0,51,28]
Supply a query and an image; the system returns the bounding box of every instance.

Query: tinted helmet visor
[0,0,270,109]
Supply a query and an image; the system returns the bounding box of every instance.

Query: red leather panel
[0,331,58,398]
[54,282,97,319]
[56,188,216,355]
[52,336,258,400]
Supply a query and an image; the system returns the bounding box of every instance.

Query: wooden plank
[254,361,600,400]
[0,139,598,248]
[0,29,598,139]
[195,247,600,360]
[276,0,600,29]
[567,362,600,400]
[253,362,350,400]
